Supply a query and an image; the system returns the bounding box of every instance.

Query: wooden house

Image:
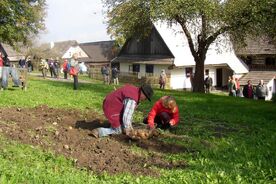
[235,37,276,99]
[0,43,26,64]
[62,41,117,66]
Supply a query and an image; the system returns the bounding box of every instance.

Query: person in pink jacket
[144,96,179,130]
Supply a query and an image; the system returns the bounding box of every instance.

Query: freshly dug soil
[0,105,187,176]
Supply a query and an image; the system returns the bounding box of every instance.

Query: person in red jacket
[62,59,69,79]
[91,84,154,138]
[0,52,4,67]
[144,96,179,130]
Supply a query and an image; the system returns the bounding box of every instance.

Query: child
[144,96,179,130]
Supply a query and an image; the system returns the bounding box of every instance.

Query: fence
[88,67,170,88]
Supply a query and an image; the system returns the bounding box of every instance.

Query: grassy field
[0,76,275,183]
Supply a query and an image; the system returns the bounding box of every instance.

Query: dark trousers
[160,82,165,89]
[64,71,68,79]
[73,75,78,90]
[143,112,171,130]
[258,96,265,100]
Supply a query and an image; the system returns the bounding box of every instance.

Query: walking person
[69,53,79,90]
[18,58,26,68]
[54,58,60,79]
[101,65,106,83]
[1,54,20,89]
[104,65,110,85]
[27,58,33,72]
[256,80,268,100]
[111,66,119,85]
[39,59,48,78]
[204,74,213,93]
[159,69,167,89]
[62,59,69,79]
[235,78,241,97]
[48,58,56,78]
[228,76,237,97]
[91,84,154,138]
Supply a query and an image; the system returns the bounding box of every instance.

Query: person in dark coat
[91,84,153,138]
[111,67,119,85]
[204,75,213,93]
[242,80,254,99]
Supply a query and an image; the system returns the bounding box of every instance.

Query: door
[216,68,222,88]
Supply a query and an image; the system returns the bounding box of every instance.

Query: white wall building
[113,22,249,90]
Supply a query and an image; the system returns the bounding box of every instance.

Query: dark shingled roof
[235,37,276,55]
[79,41,117,63]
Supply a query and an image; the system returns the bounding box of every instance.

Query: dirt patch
[0,105,187,176]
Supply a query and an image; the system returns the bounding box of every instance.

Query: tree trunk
[192,58,205,93]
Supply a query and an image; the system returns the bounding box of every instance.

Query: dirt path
[0,105,187,176]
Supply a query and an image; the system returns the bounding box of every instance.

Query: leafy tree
[103,0,276,92]
[0,0,46,47]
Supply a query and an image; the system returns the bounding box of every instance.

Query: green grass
[0,77,275,183]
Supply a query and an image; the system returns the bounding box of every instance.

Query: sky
[39,0,111,43]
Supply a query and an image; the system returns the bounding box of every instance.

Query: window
[265,57,275,66]
[185,67,193,77]
[246,56,253,65]
[146,64,154,73]
[132,64,140,72]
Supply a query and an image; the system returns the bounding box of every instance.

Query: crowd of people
[228,75,268,100]
[38,54,88,90]
[202,74,269,100]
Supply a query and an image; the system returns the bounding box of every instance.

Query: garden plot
[0,105,187,176]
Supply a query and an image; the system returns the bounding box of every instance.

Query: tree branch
[175,15,198,60]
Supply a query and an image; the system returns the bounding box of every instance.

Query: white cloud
[39,0,110,43]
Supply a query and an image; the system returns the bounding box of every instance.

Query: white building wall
[170,68,186,89]
[140,64,146,75]
[62,46,88,59]
[120,63,129,73]
[119,62,170,76]
[170,67,218,90]
[153,65,171,76]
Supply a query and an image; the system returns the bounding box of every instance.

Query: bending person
[144,96,179,130]
[91,84,153,138]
